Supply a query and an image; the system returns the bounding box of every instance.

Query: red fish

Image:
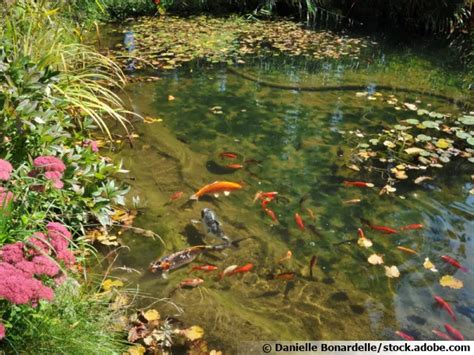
[441,255,468,272]
[432,329,452,340]
[444,324,464,341]
[190,265,218,273]
[370,225,398,234]
[295,213,305,231]
[230,263,254,275]
[357,228,366,239]
[271,272,295,280]
[395,330,414,341]
[400,223,424,231]
[309,255,317,278]
[264,208,278,222]
[343,181,374,188]
[169,191,184,201]
[219,152,238,159]
[225,164,244,169]
[434,296,456,321]
[261,198,272,209]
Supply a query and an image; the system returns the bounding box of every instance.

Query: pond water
[102,23,473,351]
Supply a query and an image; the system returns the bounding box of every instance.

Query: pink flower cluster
[83,139,99,153]
[0,159,13,181]
[0,222,76,311]
[0,322,5,340]
[32,156,66,189]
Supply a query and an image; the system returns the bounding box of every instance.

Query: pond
[100,19,473,351]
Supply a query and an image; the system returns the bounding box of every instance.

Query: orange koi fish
[432,329,452,340]
[225,164,244,169]
[190,181,242,200]
[370,225,398,234]
[400,224,424,231]
[179,278,204,288]
[261,198,272,209]
[295,213,305,231]
[441,255,468,272]
[254,191,278,203]
[270,272,295,281]
[444,324,464,341]
[277,250,292,263]
[220,264,238,279]
[397,246,418,255]
[190,265,218,273]
[230,263,254,275]
[343,181,374,188]
[395,331,414,341]
[219,152,238,159]
[434,296,456,321]
[306,208,316,220]
[169,191,184,201]
[264,208,278,222]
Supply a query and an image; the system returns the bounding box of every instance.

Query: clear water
[104,30,474,351]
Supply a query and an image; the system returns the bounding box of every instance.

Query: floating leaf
[384,265,400,278]
[416,134,432,142]
[394,124,409,131]
[369,138,379,145]
[383,140,396,148]
[435,139,450,149]
[467,137,474,146]
[168,95,175,101]
[182,326,204,341]
[358,237,373,248]
[414,176,433,184]
[416,110,429,116]
[439,275,463,289]
[128,345,146,355]
[456,131,471,140]
[403,103,417,111]
[422,120,439,129]
[102,279,124,291]
[423,257,438,272]
[368,254,384,265]
[394,170,408,180]
[143,309,161,322]
[143,116,163,124]
[404,147,425,155]
[406,118,420,125]
[458,115,474,125]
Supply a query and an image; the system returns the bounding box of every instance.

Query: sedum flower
[0,159,13,181]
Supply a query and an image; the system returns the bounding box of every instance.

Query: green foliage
[1,279,127,355]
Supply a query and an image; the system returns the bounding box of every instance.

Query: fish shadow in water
[206,160,237,175]
[182,224,206,246]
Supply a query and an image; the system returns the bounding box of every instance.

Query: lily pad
[406,118,420,125]
[422,120,439,129]
[456,131,471,140]
[458,115,474,125]
[416,110,429,116]
[467,137,474,146]
[416,134,432,142]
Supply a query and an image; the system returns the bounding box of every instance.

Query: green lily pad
[429,112,444,119]
[416,134,432,142]
[394,124,409,130]
[456,131,471,140]
[422,120,439,129]
[369,138,379,145]
[467,137,474,146]
[417,109,429,116]
[359,143,370,148]
[468,157,474,163]
[459,115,474,125]
[406,119,420,125]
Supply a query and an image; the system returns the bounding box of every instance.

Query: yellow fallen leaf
[358,237,373,248]
[102,279,124,291]
[168,95,175,101]
[439,275,463,289]
[435,139,450,149]
[414,176,433,184]
[143,309,160,322]
[143,116,163,124]
[368,254,384,265]
[128,345,146,355]
[182,325,204,341]
[423,257,438,272]
[384,265,400,278]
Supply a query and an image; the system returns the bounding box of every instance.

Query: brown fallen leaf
[368,254,384,265]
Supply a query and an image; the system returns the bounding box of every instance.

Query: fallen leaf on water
[435,139,450,149]
[102,279,124,291]
[128,345,146,355]
[423,257,438,272]
[384,265,400,278]
[414,176,433,184]
[347,164,360,171]
[168,95,175,101]
[404,103,417,111]
[143,309,160,322]
[379,184,396,195]
[368,254,384,265]
[383,140,396,149]
[393,169,408,180]
[182,325,204,341]
[404,147,426,155]
[439,275,463,289]
[358,237,373,248]
[143,116,163,124]
[111,293,129,310]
